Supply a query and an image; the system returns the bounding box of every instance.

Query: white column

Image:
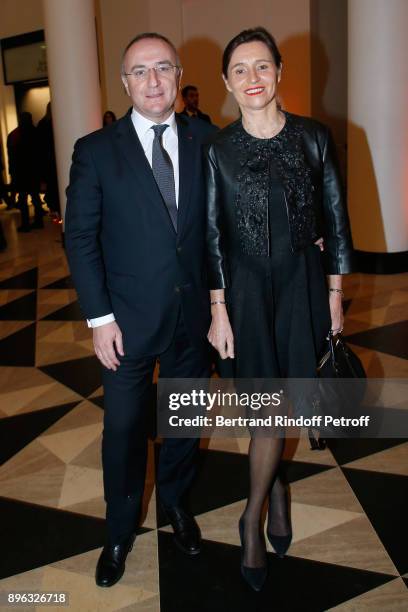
[348,0,408,254]
[42,0,102,222]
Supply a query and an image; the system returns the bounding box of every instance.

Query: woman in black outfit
[205,27,353,591]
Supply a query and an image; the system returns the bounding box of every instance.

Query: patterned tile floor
[0,206,407,611]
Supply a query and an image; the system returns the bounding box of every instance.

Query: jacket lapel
[176,114,196,239]
[113,110,176,232]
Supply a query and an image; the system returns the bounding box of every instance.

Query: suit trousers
[101,308,210,542]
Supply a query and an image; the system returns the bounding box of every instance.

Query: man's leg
[102,354,156,543]
[96,354,156,587]
[30,192,44,227]
[157,311,210,553]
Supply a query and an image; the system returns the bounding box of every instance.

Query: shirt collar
[131,107,177,140]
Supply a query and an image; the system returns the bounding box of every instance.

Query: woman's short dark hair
[222,27,282,77]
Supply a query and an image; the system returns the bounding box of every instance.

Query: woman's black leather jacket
[204,112,354,289]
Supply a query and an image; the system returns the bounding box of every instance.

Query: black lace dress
[225,118,331,380]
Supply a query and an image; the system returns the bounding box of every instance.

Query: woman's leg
[241,436,285,567]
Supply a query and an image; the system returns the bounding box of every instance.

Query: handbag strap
[328,330,340,376]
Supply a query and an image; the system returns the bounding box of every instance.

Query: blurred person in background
[7,112,44,232]
[181,85,212,124]
[103,110,117,126]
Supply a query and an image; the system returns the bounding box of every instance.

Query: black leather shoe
[164,506,201,556]
[95,533,136,587]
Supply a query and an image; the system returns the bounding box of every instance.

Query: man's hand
[207,306,235,360]
[93,321,124,370]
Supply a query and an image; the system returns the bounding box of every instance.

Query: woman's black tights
[240,436,290,567]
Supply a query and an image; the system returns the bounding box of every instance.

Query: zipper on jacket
[282,191,295,253]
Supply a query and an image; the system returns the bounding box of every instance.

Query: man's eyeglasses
[123,64,181,81]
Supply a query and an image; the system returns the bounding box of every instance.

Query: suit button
[175,286,180,293]
[177,246,182,253]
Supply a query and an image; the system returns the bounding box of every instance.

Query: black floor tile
[42,276,74,289]
[345,321,408,360]
[0,268,38,290]
[342,467,408,575]
[0,291,37,320]
[328,438,408,466]
[0,497,103,579]
[39,356,102,397]
[156,449,333,527]
[89,395,104,409]
[279,459,334,484]
[157,531,395,612]
[0,323,36,366]
[0,401,80,465]
[41,300,84,321]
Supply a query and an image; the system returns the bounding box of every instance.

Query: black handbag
[309,331,366,449]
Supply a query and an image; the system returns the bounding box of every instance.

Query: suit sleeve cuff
[87,313,116,328]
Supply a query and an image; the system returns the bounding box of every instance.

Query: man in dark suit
[181,85,212,124]
[65,32,215,587]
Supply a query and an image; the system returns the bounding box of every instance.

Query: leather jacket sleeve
[319,127,354,274]
[204,143,227,289]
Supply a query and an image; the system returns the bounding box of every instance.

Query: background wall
[310,0,347,177]
[0,0,347,200]
[96,0,312,126]
[0,0,45,175]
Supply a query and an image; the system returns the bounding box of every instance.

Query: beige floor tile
[343,317,373,335]
[328,577,408,611]
[62,496,106,519]
[0,367,59,395]
[344,442,408,476]
[349,303,408,328]
[290,501,362,544]
[58,465,104,508]
[40,422,103,464]
[70,437,102,470]
[38,565,156,612]
[0,440,65,482]
[289,515,399,575]
[37,288,77,305]
[0,288,34,306]
[183,499,246,547]
[36,322,94,366]
[0,381,81,416]
[51,529,159,593]
[0,465,67,507]
[0,320,35,340]
[290,467,364,513]
[36,321,75,342]
[43,402,103,435]
[364,350,408,378]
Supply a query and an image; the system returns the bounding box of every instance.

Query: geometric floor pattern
[0,209,407,610]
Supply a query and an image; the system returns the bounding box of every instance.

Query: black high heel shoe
[238,517,268,592]
[267,529,292,558]
[267,484,292,558]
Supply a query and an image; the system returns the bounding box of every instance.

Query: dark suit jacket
[180,108,212,124]
[65,110,216,358]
